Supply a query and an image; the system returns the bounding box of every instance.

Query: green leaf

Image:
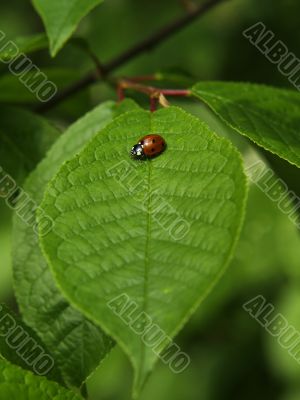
[0,106,60,182]
[192,82,300,167]
[0,359,82,400]
[0,303,62,383]
[38,107,247,394]
[0,33,48,61]
[12,100,139,388]
[31,0,105,56]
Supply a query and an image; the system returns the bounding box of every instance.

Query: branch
[118,79,191,98]
[37,0,227,113]
[102,0,227,72]
[117,79,191,110]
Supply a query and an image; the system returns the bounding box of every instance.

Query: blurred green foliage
[0,0,300,399]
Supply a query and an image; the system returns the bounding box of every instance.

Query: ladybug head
[130,143,144,159]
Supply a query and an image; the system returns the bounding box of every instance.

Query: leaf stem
[70,38,104,78]
[160,89,191,96]
[150,96,157,112]
[117,79,190,109]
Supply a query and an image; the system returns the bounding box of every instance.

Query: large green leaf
[12,101,140,388]
[38,107,247,394]
[0,359,82,400]
[192,82,300,167]
[0,106,60,182]
[31,0,105,56]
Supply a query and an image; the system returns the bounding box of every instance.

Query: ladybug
[131,134,166,160]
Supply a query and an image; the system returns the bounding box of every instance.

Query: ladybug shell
[139,134,166,158]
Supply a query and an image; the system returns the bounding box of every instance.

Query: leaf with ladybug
[38,107,247,396]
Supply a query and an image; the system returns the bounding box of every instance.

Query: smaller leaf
[0,106,60,182]
[13,100,140,388]
[192,82,300,167]
[31,0,105,56]
[0,303,62,383]
[0,359,82,400]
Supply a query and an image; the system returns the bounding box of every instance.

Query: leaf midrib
[139,157,153,378]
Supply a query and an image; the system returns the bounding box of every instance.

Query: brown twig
[37,0,227,113]
[180,0,198,12]
[118,79,191,97]
[117,79,190,110]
